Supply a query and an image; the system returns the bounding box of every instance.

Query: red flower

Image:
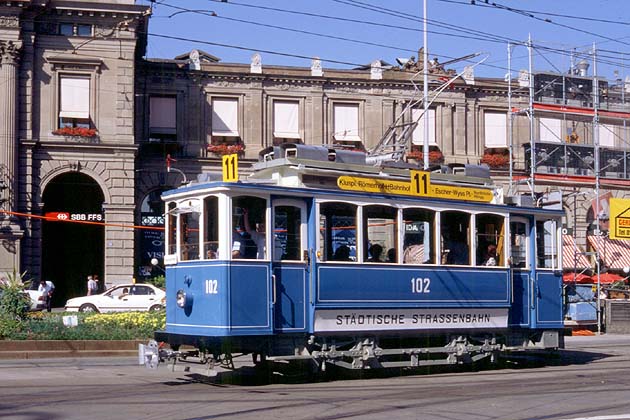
[52,127,97,137]
[207,143,245,156]
[406,150,444,164]
[480,153,510,168]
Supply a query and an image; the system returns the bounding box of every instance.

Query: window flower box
[207,143,245,156]
[480,152,510,168]
[406,149,444,164]
[52,127,97,138]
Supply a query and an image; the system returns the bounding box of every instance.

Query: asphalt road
[2,335,630,420]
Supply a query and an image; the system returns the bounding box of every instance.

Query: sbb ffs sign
[45,212,104,222]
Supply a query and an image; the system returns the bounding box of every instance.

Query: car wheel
[79,303,98,313]
[149,304,163,312]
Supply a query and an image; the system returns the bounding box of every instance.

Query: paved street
[2,335,630,420]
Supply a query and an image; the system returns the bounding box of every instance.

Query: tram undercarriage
[140,330,563,374]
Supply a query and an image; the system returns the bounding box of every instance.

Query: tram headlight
[176,289,186,308]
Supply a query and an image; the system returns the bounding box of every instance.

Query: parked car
[64,283,165,313]
[24,288,47,311]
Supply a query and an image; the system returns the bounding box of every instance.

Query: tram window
[440,211,470,265]
[402,208,435,264]
[475,214,505,266]
[167,202,176,255]
[363,205,396,263]
[204,196,219,259]
[232,196,267,259]
[319,202,357,262]
[180,211,200,261]
[510,221,528,268]
[536,220,557,269]
[274,205,302,261]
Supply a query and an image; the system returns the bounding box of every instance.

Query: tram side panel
[313,265,511,334]
[535,271,563,328]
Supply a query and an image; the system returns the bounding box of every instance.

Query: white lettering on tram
[205,279,218,294]
[411,277,430,293]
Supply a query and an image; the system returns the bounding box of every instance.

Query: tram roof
[163,145,563,216]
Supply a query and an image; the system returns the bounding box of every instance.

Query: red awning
[563,235,591,270]
[587,235,630,271]
[562,272,592,283]
[592,272,625,284]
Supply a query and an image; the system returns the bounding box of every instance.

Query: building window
[59,76,91,128]
[599,124,615,147]
[149,96,177,142]
[333,103,361,142]
[211,97,240,140]
[412,108,437,146]
[539,118,562,143]
[484,112,507,148]
[58,23,93,37]
[273,100,300,142]
[76,24,93,37]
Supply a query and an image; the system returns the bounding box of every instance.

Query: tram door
[509,218,531,327]
[271,199,308,332]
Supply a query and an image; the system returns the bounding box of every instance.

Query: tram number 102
[411,277,431,294]
[205,279,218,294]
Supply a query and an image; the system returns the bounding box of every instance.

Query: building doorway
[41,172,105,307]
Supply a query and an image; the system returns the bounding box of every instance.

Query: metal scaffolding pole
[592,43,602,335]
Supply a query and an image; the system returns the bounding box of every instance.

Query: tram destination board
[337,171,494,203]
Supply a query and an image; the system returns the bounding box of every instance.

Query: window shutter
[212,98,239,136]
[539,118,562,143]
[333,103,361,141]
[59,77,90,119]
[273,101,300,139]
[412,108,437,145]
[484,112,507,147]
[150,97,177,132]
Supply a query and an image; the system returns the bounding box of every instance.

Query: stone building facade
[4,0,630,305]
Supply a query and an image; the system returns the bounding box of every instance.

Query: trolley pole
[422,0,429,170]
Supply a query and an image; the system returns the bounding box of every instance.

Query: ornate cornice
[0,41,21,65]
[0,15,19,28]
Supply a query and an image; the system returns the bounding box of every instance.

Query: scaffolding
[509,39,630,334]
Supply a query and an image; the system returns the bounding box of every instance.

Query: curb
[0,340,145,359]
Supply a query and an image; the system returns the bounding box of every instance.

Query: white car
[65,284,165,313]
[25,289,47,311]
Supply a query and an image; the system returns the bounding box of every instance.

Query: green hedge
[0,311,165,340]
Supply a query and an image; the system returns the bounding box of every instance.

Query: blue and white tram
[142,145,564,370]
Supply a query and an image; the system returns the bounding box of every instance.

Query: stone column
[0,40,20,211]
[0,40,23,273]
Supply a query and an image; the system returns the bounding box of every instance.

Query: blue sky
[141,0,630,81]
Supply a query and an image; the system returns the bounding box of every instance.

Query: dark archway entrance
[42,172,105,307]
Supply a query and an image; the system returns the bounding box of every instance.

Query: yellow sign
[337,171,494,203]
[222,154,239,182]
[610,198,630,239]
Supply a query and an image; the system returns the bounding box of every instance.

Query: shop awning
[587,235,630,271]
[563,235,591,270]
[592,272,625,284]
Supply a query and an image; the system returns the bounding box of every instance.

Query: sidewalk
[0,340,144,359]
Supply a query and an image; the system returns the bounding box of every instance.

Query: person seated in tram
[403,234,425,264]
[333,245,351,261]
[387,248,396,263]
[367,244,383,262]
[443,231,469,265]
[483,244,498,266]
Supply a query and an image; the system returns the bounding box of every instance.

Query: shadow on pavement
[156,348,611,387]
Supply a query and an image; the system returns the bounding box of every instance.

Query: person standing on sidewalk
[87,276,97,296]
[38,280,55,312]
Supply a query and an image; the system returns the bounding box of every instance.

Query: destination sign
[337,171,494,203]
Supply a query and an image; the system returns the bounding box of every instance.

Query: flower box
[207,143,245,156]
[406,150,444,164]
[480,152,510,168]
[52,127,97,138]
